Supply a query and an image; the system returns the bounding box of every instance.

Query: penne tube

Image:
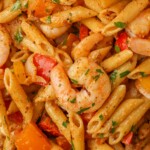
[88,46,112,64]
[81,17,104,33]
[101,0,149,36]
[109,98,150,145]
[112,143,124,150]
[4,68,33,124]
[45,101,71,143]
[97,0,121,8]
[84,0,102,13]
[101,50,133,72]
[0,91,9,137]
[111,54,137,89]
[71,33,103,60]
[95,98,144,138]
[98,0,130,24]
[32,101,45,122]
[40,6,97,27]
[69,112,85,150]
[0,4,21,23]
[34,85,56,102]
[11,50,29,62]
[21,21,54,57]
[127,58,150,79]
[87,85,126,135]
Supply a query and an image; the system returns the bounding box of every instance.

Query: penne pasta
[4,68,33,124]
[45,101,71,143]
[87,85,126,136]
[40,6,97,27]
[101,50,133,72]
[97,0,122,8]
[109,98,150,145]
[69,112,84,150]
[101,0,149,36]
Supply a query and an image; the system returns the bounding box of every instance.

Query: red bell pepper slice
[115,31,128,51]
[8,111,23,125]
[122,132,134,145]
[79,24,89,40]
[38,115,61,137]
[33,53,57,85]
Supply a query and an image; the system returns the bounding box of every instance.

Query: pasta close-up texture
[0,0,149,150]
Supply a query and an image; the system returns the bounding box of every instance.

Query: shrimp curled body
[126,8,150,56]
[50,57,111,113]
[0,25,11,67]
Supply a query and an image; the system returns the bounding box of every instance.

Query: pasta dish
[0,0,149,149]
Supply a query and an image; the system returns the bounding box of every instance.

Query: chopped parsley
[140,72,148,77]
[120,70,130,78]
[114,45,120,53]
[70,98,76,103]
[24,1,28,8]
[93,69,104,81]
[62,120,69,128]
[99,114,104,121]
[70,79,78,84]
[52,0,60,4]
[112,121,118,127]
[14,28,23,43]
[85,69,90,75]
[99,133,104,138]
[11,0,21,11]
[114,22,126,28]
[110,70,117,82]
[21,59,26,63]
[46,16,51,24]
[92,103,95,107]
[77,107,90,114]
[110,127,116,134]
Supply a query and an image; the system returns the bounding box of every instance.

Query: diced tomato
[33,53,57,85]
[8,111,23,125]
[115,31,128,51]
[79,24,89,40]
[56,136,71,150]
[122,132,134,145]
[38,115,61,136]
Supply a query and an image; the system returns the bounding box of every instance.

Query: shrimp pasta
[0,0,150,150]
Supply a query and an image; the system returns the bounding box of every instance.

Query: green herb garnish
[62,120,69,128]
[14,28,23,43]
[77,107,90,114]
[70,98,76,103]
[99,133,104,138]
[52,0,60,4]
[92,103,95,107]
[114,22,126,28]
[114,45,120,53]
[85,69,90,75]
[110,70,117,82]
[140,72,148,77]
[120,70,130,78]
[21,59,26,63]
[11,0,21,11]
[46,16,51,23]
[99,114,104,121]
[71,140,75,150]
[112,121,118,127]
[110,128,116,134]
[70,79,78,84]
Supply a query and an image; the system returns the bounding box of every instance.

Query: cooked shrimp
[50,57,111,113]
[126,8,150,38]
[39,24,71,39]
[126,8,150,56]
[0,25,11,67]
